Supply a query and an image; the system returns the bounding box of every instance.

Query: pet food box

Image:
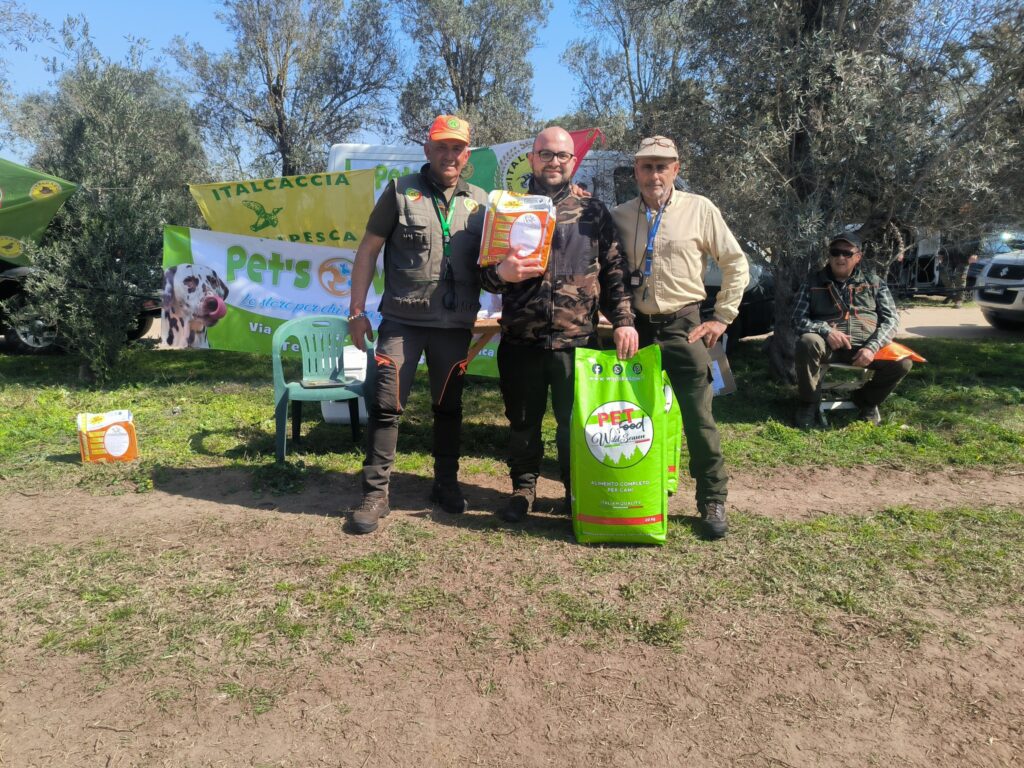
[320,345,370,425]
[478,190,556,270]
[77,410,139,462]
[709,341,737,396]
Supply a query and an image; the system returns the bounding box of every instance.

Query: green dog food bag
[571,344,668,545]
[664,374,682,497]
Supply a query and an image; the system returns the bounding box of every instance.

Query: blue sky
[7,0,584,159]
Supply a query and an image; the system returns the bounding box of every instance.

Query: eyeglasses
[535,149,574,164]
[639,137,675,148]
[829,248,857,258]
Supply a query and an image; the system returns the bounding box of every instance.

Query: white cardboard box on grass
[320,345,370,425]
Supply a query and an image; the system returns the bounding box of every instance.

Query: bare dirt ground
[2,466,1022,767]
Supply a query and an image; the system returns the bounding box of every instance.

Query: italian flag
[466,129,605,193]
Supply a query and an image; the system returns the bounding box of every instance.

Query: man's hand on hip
[851,347,875,367]
[688,319,727,348]
[613,326,639,360]
[497,249,546,282]
[826,328,853,351]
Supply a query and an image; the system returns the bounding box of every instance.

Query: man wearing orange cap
[346,115,488,534]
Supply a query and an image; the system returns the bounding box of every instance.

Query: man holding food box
[612,136,749,540]
[346,115,488,534]
[481,126,639,524]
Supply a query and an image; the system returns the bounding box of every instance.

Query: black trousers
[362,318,472,495]
[497,341,577,492]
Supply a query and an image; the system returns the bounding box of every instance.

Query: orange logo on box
[77,411,139,463]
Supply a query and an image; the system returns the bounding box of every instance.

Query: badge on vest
[405,188,423,203]
[463,198,479,213]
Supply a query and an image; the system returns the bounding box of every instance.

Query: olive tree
[172,0,400,177]
[567,0,1023,377]
[12,19,207,383]
[395,0,551,145]
[0,0,48,95]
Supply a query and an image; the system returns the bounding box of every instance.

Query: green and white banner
[161,225,380,354]
[466,128,604,194]
[161,225,498,375]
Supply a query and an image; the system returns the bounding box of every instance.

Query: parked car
[973,251,1024,329]
[702,256,775,339]
[0,262,162,353]
[0,266,58,352]
[966,234,1024,290]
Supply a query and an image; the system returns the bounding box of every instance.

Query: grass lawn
[1,336,1021,493]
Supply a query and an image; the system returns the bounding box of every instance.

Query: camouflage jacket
[480,178,634,349]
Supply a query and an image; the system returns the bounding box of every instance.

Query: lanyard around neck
[641,202,665,277]
[430,191,456,260]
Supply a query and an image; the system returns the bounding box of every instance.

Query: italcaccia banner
[161,225,382,354]
[188,168,375,247]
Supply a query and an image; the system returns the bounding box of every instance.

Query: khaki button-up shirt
[612,191,749,323]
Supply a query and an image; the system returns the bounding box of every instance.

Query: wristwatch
[347,310,367,322]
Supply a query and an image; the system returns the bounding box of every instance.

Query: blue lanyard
[642,204,665,277]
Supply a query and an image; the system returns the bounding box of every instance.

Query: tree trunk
[767,259,805,385]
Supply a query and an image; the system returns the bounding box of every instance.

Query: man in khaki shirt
[612,136,749,539]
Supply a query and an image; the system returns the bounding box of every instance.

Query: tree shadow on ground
[185,418,509,463]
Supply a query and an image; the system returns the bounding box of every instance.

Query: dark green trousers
[636,308,728,505]
[795,333,913,407]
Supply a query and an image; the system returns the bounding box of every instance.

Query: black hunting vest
[807,267,883,347]
[380,169,488,329]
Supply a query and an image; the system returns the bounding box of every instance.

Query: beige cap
[634,135,679,160]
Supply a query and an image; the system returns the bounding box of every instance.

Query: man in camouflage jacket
[480,126,638,523]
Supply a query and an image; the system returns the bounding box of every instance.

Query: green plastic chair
[271,316,374,463]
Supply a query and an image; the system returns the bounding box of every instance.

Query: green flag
[0,158,78,267]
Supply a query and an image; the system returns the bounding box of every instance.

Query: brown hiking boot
[429,480,467,515]
[351,492,390,534]
[699,501,728,540]
[499,488,535,523]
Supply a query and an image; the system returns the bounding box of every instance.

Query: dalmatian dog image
[161,264,230,349]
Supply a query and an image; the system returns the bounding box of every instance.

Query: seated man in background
[792,232,913,428]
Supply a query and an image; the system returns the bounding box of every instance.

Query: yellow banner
[189,169,375,247]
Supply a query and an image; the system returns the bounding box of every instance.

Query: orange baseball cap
[428,114,470,143]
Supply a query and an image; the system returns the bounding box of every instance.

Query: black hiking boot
[558,487,572,517]
[857,405,882,426]
[499,488,535,523]
[794,402,819,430]
[429,480,467,515]
[699,501,728,540]
[351,492,390,534]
